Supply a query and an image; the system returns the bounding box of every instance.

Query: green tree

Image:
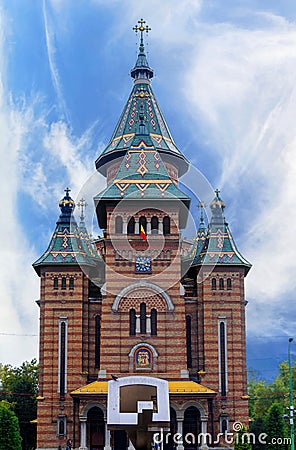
[0,359,38,450]
[233,425,252,450]
[0,400,22,450]
[265,402,288,450]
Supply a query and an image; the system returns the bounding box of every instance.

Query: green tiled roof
[95,39,189,176]
[191,192,251,274]
[95,140,190,202]
[33,190,101,275]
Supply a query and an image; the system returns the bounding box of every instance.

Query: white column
[176,418,184,450]
[79,420,87,450]
[200,418,208,450]
[147,218,151,234]
[136,315,140,333]
[159,218,163,234]
[135,218,139,234]
[146,315,151,333]
[104,422,111,450]
[123,218,127,234]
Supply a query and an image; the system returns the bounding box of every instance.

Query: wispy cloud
[42,0,70,122]
[182,15,296,336]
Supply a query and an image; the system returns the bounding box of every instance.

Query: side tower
[33,190,102,449]
[184,191,251,436]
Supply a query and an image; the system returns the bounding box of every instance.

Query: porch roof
[71,380,216,396]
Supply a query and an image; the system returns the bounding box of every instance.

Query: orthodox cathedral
[33,20,251,450]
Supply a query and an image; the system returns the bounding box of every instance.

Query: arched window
[61,277,66,290]
[219,322,227,397]
[115,216,123,234]
[151,309,157,336]
[227,278,232,290]
[186,315,192,369]
[129,309,136,336]
[151,216,159,234]
[95,315,101,368]
[219,278,224,290]
[127,217,135,234]
[140,302,146,334]
[163,216,170,235]
[69,277,74,290]
[58,416,66,436]
[139,216,147,234]
[54,277,59,290]
[212,278,217,290]
[221,417,228,433]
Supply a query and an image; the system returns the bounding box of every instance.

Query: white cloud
[182,16,296,335]
[0,19,40,365]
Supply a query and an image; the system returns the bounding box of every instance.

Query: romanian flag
[140,224,147,241]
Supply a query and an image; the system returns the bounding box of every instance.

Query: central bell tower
[94,19,191,380]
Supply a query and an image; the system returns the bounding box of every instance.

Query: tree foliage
[0,400,22,450]
[0,359,38,450]
[248,359,295,449]
[234,425,252,450]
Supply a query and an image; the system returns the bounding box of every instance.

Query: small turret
[33,189,100,275]
[192,190,251,274]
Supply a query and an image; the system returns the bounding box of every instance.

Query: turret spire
[131,18,154,82]
[77,197,88,223]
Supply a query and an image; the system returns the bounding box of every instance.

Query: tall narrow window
[69,277,74,290]
[139,216,147,234]
[151,309,157,336]
[140,302,146,334]
[227,278,232,290]
[130,309,136,336]
[219,321,227,397]
[61,277,67,290]
[115,216,123,234]
[163,216,170,235]
[58,319,68,400]
[58,416,66,436]
[211,278,217,290]
[151,216,159,234]
[127,217,135,234]
[95,315,101,368]
[54,277,59,290]
[219,278,224,290]
[221,417,228,433]
[186,315,192,368]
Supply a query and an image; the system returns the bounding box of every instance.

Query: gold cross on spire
[77,198,88,222]
[133,18,151,48]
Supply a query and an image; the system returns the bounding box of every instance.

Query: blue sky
[0,0,296,381]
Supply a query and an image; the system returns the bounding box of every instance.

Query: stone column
[159,218,163,234]
[200,418,209,450]
[147,218,151,234]
[135,218,139,234]
[123,218,127,234]
[104,421,111,450]
[175,411,184,450]
[79,419,87,450]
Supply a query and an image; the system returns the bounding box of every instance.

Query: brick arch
[120,291,166,312]
[112,281,174,312]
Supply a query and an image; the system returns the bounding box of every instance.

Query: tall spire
[131,18,154,82]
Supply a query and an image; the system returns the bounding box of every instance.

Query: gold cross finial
[64,187,71,196]
[77,198,88,222]
[133,18,151,48]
